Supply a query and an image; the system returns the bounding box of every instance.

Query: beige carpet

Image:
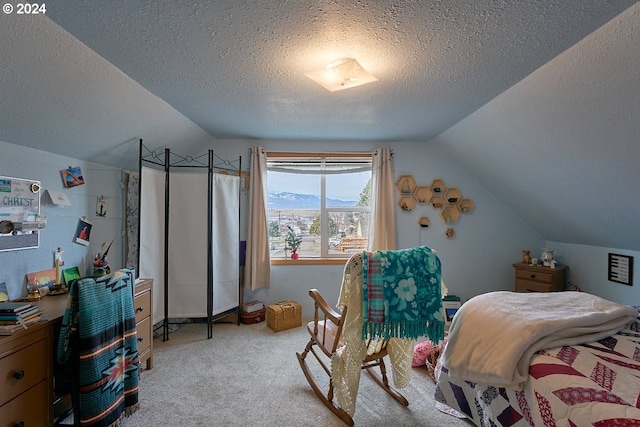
[125,321,473,426]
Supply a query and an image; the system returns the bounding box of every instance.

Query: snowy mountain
[268,192,356,209]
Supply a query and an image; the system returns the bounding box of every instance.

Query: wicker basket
[267,301,302,332]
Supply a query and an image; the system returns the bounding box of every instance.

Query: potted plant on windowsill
[285,225,302,259]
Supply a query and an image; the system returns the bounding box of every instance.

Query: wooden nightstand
[134,279,153,370]
[513,263,568,292]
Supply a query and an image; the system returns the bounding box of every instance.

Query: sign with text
[0,176,41,251]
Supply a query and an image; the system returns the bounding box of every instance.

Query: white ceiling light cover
[305,58,378,92]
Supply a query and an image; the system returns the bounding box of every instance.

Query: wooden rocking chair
[296,288,408,426]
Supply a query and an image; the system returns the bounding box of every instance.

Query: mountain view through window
[267,154,371,259]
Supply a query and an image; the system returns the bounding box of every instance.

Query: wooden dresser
[134,278,153,370]
[0,278,154,426]
[513,263,568,292]
[0,294,66,427]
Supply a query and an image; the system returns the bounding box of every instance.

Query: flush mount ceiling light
[305,58,378,92]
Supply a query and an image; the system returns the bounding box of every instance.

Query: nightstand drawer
[516,280,554,293]
[134,289,151,324]
[0,337,47,406]
[515,268,554,284]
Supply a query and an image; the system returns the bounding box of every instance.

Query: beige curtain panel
[368,147,397,251]
[244,146,271,290]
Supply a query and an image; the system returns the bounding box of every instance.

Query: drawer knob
[136,307,144,312]
[14,422,25,427]
[530,274,536,279]
[13,369,25,380]
[138,337,144,342]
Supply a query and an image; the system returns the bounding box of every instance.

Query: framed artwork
[608,253,633,286]
[26,268,57,290]
[0,282,8,301]
[62,266,81,285]
[74,218,92,246]
[60,166,85,188]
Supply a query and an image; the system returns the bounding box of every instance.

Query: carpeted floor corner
[126,321,472,426]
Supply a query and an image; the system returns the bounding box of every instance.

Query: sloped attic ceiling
[0,1,638,250]
[430,3,640,251]
[0,1,635,168]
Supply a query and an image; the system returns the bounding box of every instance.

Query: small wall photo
[60,166,85,188]
[74,218,92,246]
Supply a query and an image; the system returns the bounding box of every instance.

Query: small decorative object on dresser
[513,263,568,293]
[522,250,531,265]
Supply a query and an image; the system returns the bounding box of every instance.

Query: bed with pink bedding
[433,291,640,426]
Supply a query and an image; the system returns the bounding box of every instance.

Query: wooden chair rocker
[296,288,408,426]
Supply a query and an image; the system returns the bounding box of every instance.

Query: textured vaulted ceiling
[1,0,634,165]
[44,0,635,143]
[1,1,639,250]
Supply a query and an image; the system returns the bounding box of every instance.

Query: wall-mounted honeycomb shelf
[459,198,474,213]
[397,175,417,195]
[414,186,433,204]
[395,175,473,238]
[444,188,461,205]
[440,205,461,224]
[430,179,446,195]
[431,195,445,209]
[419,216,430,228]
[399,196,415,212]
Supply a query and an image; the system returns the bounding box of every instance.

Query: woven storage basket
[267,301,302,332]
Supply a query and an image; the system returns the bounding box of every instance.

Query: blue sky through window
[268,171,370,202]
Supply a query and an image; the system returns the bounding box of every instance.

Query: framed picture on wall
[60,166,85,188]
[74,218,92,246]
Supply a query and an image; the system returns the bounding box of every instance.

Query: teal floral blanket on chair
[362,246,444,341]
[57,269,140,427]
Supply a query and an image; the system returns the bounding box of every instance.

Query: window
[267,152,372,259]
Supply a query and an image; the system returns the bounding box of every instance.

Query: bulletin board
[0,175,41,252]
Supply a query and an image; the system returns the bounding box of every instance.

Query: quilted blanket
[57,269,140,427]
[441,291,637,389]
[435,306,640,426]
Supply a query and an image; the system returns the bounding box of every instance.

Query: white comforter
[440,291,637,389]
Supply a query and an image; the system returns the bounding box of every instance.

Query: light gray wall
[3,138,636,317]
[235,139,546,317]
[0,139,124,300]
[546,241,639,305]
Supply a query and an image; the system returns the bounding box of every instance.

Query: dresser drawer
[0,338,47,406]
[136,316,151,358]
[0,379,48,427]
[134,289,151,324]
[516,280,554,293]
[515,268,554,284]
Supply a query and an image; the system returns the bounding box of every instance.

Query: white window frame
[267,152,372,260]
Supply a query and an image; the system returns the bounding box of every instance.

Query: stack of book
[0,302,43,335]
